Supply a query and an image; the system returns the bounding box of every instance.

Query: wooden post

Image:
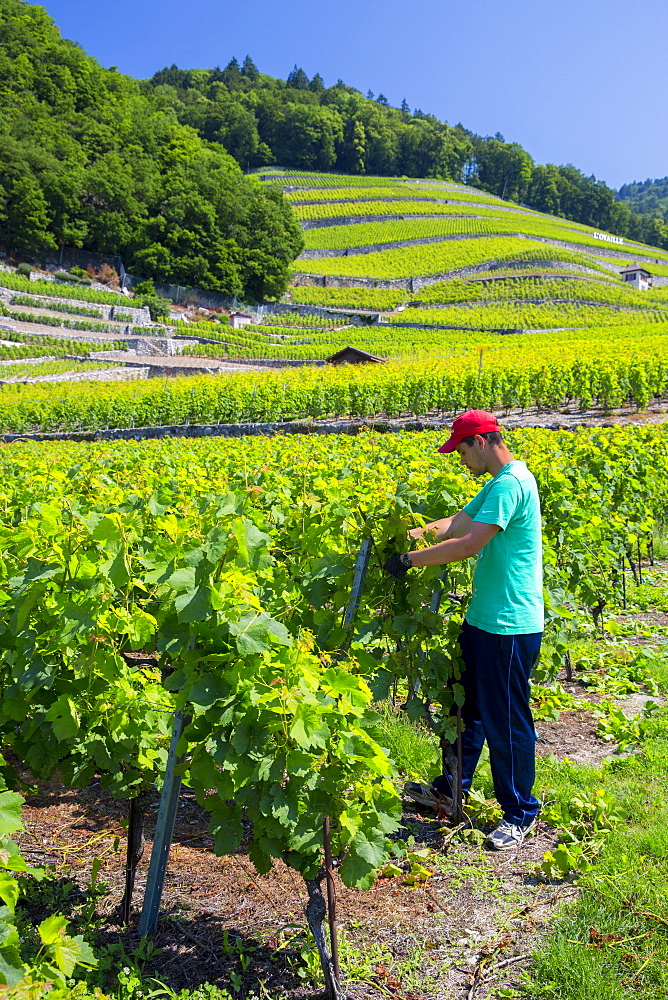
[455,708,464,821]
[121,792,148,923]
[621,553,626,610]
[323,818,340,983]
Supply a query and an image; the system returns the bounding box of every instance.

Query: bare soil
[12,615,664,999]
[15,768,575,1000]
[14,680,619,1000]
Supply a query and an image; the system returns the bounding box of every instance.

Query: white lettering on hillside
[593,231,624,245]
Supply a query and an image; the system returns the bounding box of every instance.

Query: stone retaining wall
[1,419,452,443]
[0,414,627,445]
[1,288,152,325]
[211,357,325,368]
[301,213,472,230]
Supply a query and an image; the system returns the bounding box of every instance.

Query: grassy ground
[372,538,668,1000]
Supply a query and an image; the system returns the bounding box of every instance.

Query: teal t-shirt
[463,460,544,635]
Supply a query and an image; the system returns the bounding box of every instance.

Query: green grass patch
[375,703,439,780]
[527,731,668,999]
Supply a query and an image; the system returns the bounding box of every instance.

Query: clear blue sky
[38,0,667,190]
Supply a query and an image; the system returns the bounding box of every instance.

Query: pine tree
[366,90,374,100]
[241,55,259,82]
[309,72,325,93]
[287,65,309,90]
[221,57,242,88]
[400,97,410,120]
[376,93,389,106]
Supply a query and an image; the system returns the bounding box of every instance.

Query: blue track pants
[432,620,542,826]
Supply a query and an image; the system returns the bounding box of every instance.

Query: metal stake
[621,553,626,610]
[342,538,372,631]
[138,709,188,936]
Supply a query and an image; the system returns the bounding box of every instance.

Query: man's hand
[383,552,411,579]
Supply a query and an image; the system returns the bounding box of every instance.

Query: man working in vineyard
[384,410,543,851]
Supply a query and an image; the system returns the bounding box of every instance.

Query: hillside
[148,61,668,252]
[0,0,303,297]
[189,168,668,372]
[618,176,668,221]
[1,170,667,430]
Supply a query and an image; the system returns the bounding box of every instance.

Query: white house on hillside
[229,312,254,328]
[619,264,653,290]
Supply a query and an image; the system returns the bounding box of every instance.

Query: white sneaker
[485,817,537,851]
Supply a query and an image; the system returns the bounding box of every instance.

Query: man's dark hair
[461,430,504,447]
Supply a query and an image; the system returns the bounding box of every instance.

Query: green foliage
[0,757,96,994]
[531,682,580,721]
[0,0,303,297]
[539,789,625,878]
[54,271,86,284]
[143,297,171,323]
[132,280,155,297]
[0,360,118,380]
[10,295,103,318]
[374,704,439,779]
[0,272,130,306]
[618,175,668,221]
[592,699,661,753]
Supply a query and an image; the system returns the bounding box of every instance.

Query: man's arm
[408,520,500,567]
[408,509,473,543]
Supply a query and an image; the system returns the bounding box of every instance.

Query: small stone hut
[325,346,386,365]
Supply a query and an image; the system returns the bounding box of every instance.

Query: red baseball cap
[438,409,501,453]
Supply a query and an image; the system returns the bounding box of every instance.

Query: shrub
[133,278,156,296]
[16,263,32,276]
[55,270,79,283]
[96,263,120,287]
[143,296,171,322]
[69,266,87,278]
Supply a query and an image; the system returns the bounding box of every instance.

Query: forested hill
[147,60,668,253]
[617,177,668,221]
[0,0,303,298]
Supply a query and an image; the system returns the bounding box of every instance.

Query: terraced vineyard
[2,169,668,430]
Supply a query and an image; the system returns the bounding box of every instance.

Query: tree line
[617,177,668,222]
[149,59,668,252]
[0,1,303,299]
